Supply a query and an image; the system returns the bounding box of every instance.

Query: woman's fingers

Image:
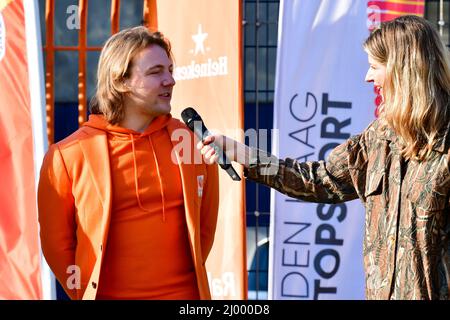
[198,145,218,164]
[204,147,218,164]
[196,135,216,150]
[196,134,228,165]
[204,145,216,157]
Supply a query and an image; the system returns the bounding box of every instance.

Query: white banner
[270,0,375,300]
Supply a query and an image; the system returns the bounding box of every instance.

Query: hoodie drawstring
[130,134,166,221]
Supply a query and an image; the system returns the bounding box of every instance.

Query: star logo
[190,24,209,56]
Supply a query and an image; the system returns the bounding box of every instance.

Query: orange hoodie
[83,114,199,299]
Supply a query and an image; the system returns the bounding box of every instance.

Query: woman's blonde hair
[90,26,172,124]
[364,15,450,161]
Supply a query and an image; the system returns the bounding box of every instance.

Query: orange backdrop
[155,0,246,299]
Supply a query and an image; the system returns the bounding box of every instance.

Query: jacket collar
[78,128,112,209]
[77,120,199,251]
[373,118,450,154]
[77,119,197,209]
[432,121,450,154]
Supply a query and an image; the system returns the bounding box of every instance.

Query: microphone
[181,107,241,181]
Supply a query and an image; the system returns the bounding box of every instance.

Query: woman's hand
[197,134,223,165]
[197,134,251,168]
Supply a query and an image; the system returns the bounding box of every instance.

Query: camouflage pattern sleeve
[244,134,369,204]
[447,150,450,208]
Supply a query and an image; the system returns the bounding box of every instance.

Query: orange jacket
[38,117,219,300]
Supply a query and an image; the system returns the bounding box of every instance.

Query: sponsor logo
[190,24,209,56]
[197,175,204,197]
[173,24,229,81]
[0,13,5,62]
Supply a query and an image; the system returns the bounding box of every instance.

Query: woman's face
[365,54,386,99]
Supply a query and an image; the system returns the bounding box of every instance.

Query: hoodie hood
[83,113,172,137]
[84,114,173,221]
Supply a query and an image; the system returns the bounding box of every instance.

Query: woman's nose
[365,70,373,83]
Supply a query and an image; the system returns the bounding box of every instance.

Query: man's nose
[163,72,176,86]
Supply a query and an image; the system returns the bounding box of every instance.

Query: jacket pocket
[406,186,447,212]
[365,171,384,197]
[406,158,449,212]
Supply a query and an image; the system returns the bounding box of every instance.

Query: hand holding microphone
[181,107,241,181]
[198,135,226,165]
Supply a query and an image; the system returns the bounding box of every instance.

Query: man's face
[124,44,175,119]
[365,54,386,100]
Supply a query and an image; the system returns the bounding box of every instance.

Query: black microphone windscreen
[181,107,197,125]
[180,107,241,181]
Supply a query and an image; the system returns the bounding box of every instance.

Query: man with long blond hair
[199,15,450,300]
[38,27,219,300]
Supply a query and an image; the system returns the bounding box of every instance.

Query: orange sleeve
[199,162,219,262]
[37,144,78,300]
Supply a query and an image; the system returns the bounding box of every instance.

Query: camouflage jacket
[245,119,450,300]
